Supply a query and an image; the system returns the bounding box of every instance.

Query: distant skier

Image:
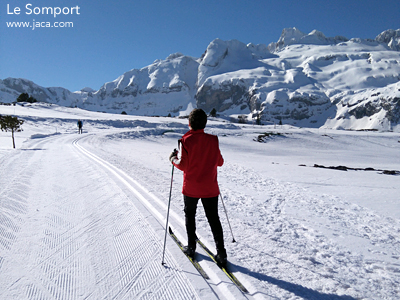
[169,108,227,266]
[77,120,83,134]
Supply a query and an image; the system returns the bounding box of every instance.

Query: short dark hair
[189,108,207,131]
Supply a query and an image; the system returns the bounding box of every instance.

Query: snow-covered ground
[1,103,399,299]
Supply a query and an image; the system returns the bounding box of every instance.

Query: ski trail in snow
[72,136,260,300]
[0,134,205,300]
[65,127,400,299]
[72,137,184,229]
[2,106,399,299]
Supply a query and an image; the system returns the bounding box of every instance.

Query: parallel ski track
[73,137,183,229]
[0,135,200,300]
[72,136,202,299]
[73,135,256,300]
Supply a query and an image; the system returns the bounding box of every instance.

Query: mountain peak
[197,38,274,87]
[268,27,349,52]
[375,29,400,51]
[166,52,184,60]
[80,87,95,93]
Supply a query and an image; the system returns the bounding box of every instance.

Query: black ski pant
[183,195,225,254]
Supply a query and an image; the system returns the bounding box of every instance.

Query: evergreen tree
[17,93,37,103]
[17,93,29,102]
[210,108,217,117]
[0,115,24,148]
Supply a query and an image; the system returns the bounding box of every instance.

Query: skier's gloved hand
[169,149,178,164]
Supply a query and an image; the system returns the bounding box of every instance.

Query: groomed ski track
[0,132,260,300]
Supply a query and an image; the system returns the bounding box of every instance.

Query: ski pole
[219,191,236,243]
[162,164,175,265]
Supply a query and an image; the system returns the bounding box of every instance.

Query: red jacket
[173,129,224,198]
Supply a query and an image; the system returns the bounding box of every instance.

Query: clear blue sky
[1,0,399,92]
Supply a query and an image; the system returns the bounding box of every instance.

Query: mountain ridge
[1,28,399,130]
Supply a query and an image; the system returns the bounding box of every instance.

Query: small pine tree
[0,115,24,149]
[210,108,217,117]
[17,93,37,103]
[17,93,29,102]
[27,96,37,103]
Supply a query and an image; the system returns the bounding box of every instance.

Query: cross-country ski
[197,239,249,293]
[168,227,210,280]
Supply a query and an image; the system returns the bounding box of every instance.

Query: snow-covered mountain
[1,28,399,130]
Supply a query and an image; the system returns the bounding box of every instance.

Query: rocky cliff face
[1,28,400,130]
[375,29,400,51]
[194,29,400,130]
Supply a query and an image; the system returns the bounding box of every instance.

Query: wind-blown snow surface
[1,103,399,299]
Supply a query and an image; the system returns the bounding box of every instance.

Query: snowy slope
[0,103,399,299]
[1,28,400,130]
[79,54,200,116]
[0,78,77,106]
[195,30,400,130]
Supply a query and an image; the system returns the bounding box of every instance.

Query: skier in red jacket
[169,108,227,266]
